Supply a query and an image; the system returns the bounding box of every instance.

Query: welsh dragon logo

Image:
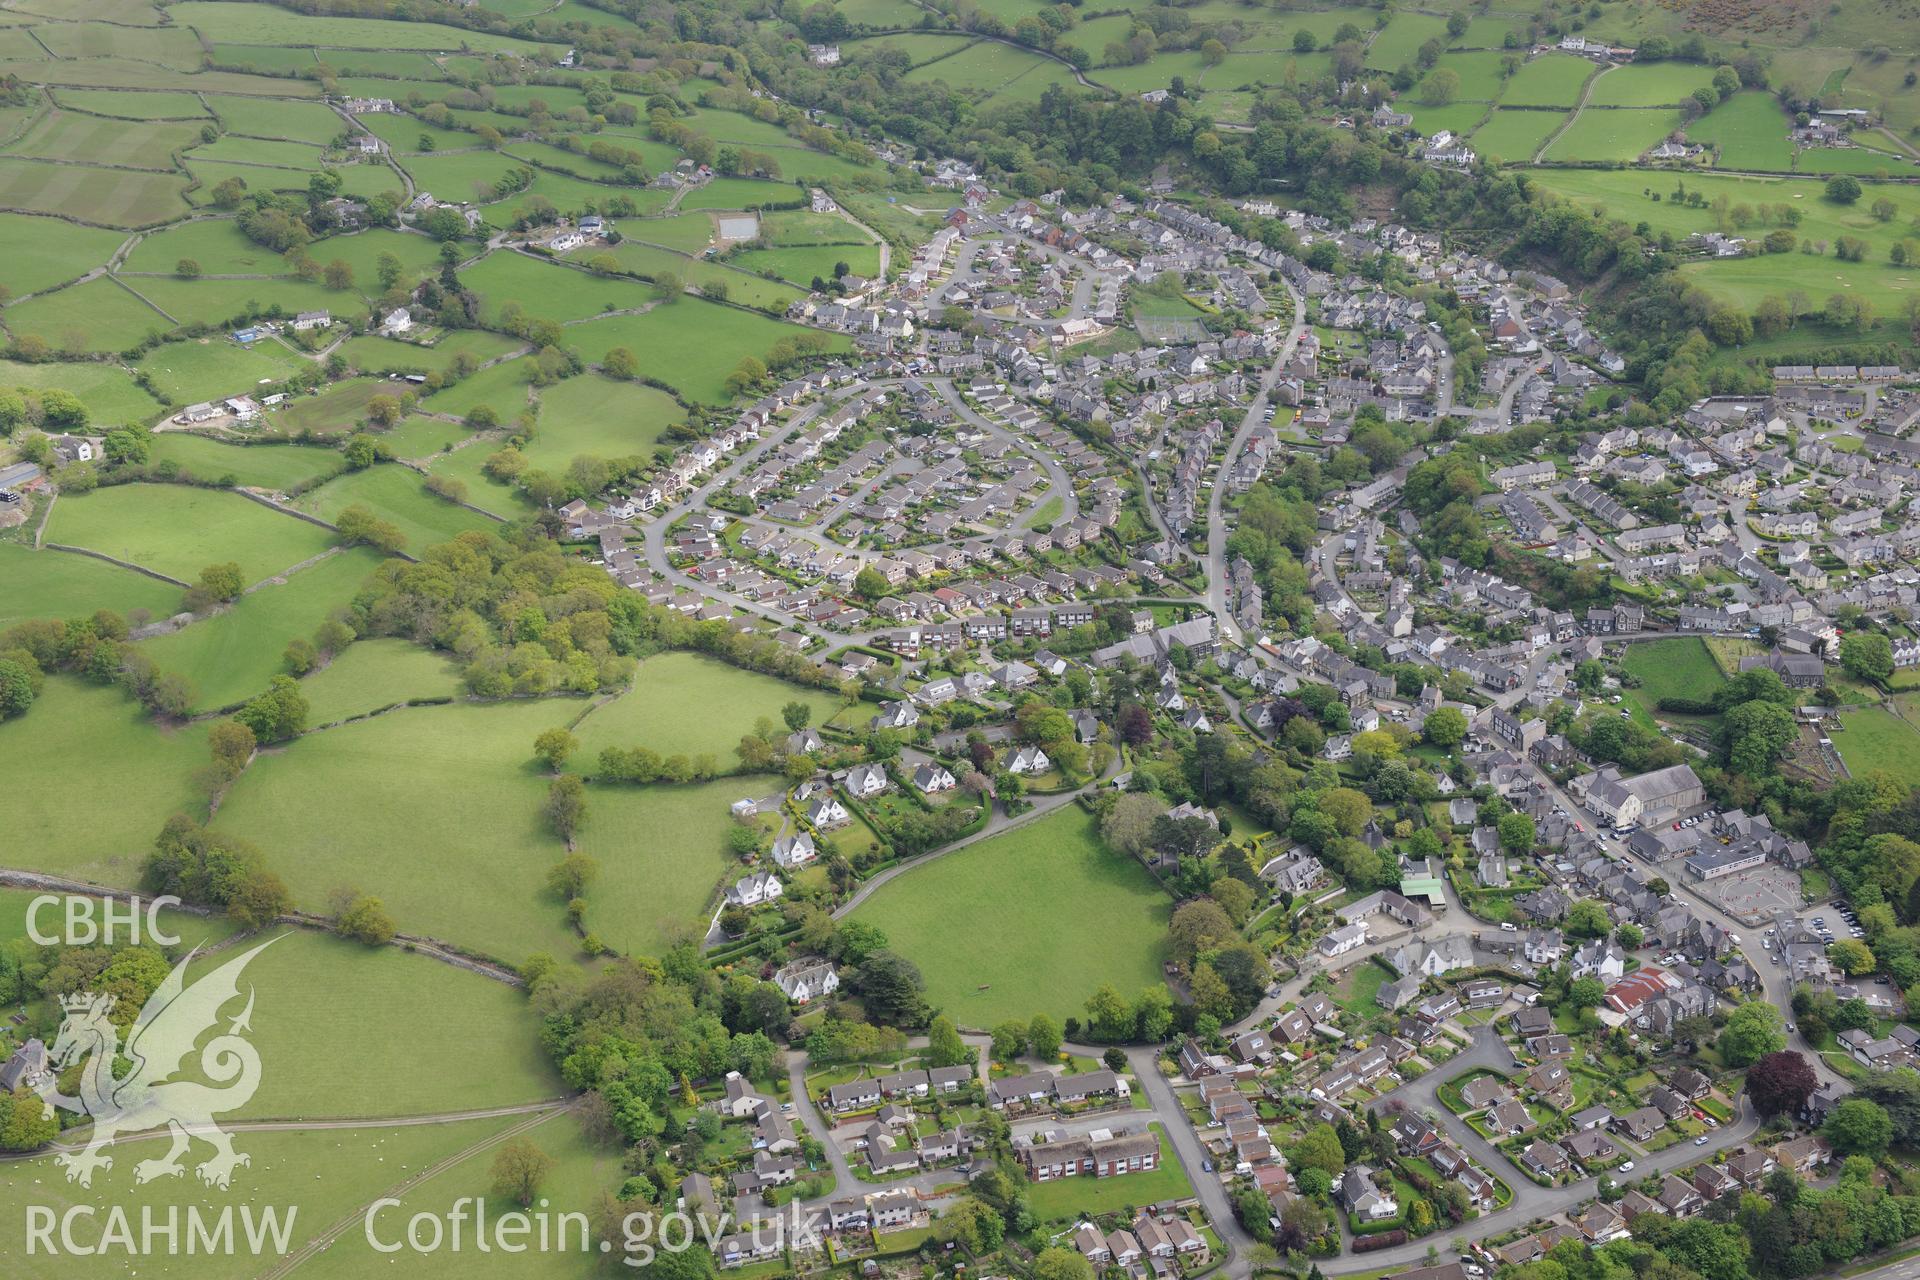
[37,938,278,1190]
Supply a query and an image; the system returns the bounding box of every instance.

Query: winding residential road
[1207,277,1308,643]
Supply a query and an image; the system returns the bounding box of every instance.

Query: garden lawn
[851,807,1171,1026]
[0,358,162,422]
[0,543,179,628]
[1836,705,1920,789]
[192,930,559,1119]
[45,483,336,583]
[528,374,684,468]
[136,335,307,404]
[212,698,773,962]
[570,651,844,764]
[138,547,389,712]
[0,212,123,295]
[0,678,210,886]
[1023,1125,1191,1221]
[297,637,465,725]
[293,463,499,554]
[145,434,343,490]
[1620,636,1725,722]
[564,302,845,403]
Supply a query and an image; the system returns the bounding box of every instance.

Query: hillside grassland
[0,156,191,226]
[171,1,548,52]
[729,241,883,285]
[1498,52,1594,107]
[1620,636,1725,725]
[4,276,173,352]
[461,250,660,325]
[288,1110,620,1280]
[0,543,180,629]
[293,463,500,553]
[211,698,776,961]
[130,274,355,332]
[1470,108,1568,163]
[1837,705,1920,789]
[0,678,210,886]
[191,930,559,1118]
[50,88,210,118]
[138,547,388,712]
[0,887,236,953]
[1365,11,1449,70]
[45,483,337,583]
[421,353,537,421]
[852,808,1172,1025]
[0,357,162,422]
[571,651,846,764]
[122,217,295,276]
[1542,107,1684,162]
[1587,62,1717,107]
[336,329,523,378]
[1690,92,1795,171]
[0,1116,528,1280]
[137,337,306,404]
[9,111,203,168]
[297,637,465,725]
[427,442,539,519]
[144,434,343,491]
[599,238,801,311]
[527,374,684,469]
[563,302,846,402]
[0,212,124,295]
[210,94,345,145]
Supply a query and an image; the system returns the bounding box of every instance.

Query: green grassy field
[213,697,773,961]
[138,547,388,712]
[209,94,344,145]
[597,239,801,311]
[45,483,337,583]
[138,336,308,404]
[1471,108,1569,163]
[269,378,396,437]
[852,807,1172,1026]
[527,374,683,468]
[421,355,537,422]
[122,217,294,276]
[0,677,210,885]
[1587,62,1717,107]
[286,1108,623,1280]
[619,209,718,253]
[5,276,174,352]
[1542,107,1684,162]
[298,637,466,725]
[1366,11,1449,71]
[197,929,559,1119]
[1690,91,1794,171]
[563,301,844,403]
[0,357,163,422]
[131,274,353,332]
[1837,705,1920,789]
[9,110,202,168]
[570,652,845,764]
[379,415,474,459]
[172,1,547,52]
[146,434,344,491]
[1499,52,1594,107]
[0,542,180,629]
[427,443,539,519]
[336,330,524,378]
[0,212,124,295]
[462,250,659,325]
[728,241,882,285]
[51,88,210,119]
[0,1114,532,1280]
[1620,636,1726,723]
[293,463,499,554]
